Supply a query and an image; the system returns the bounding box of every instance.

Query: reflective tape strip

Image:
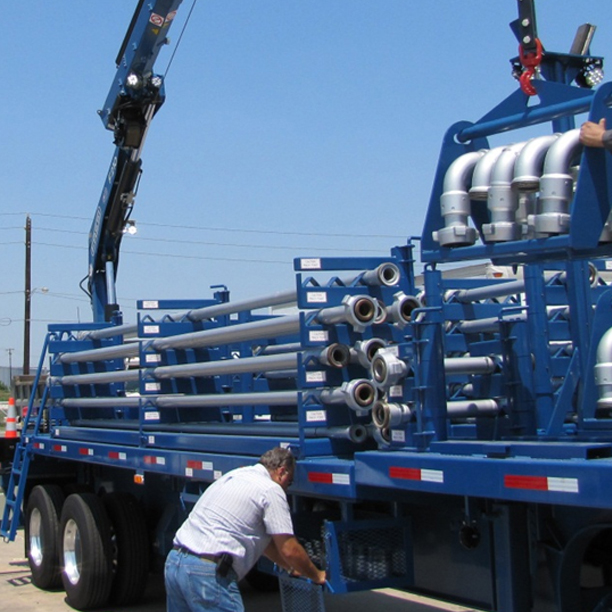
[78,447,94,456]
[144,455,166,466]
[389,466,444,484]
[505,474,579,494]
[52,444,67,453]
[307,472,350,485]
[108,451,127,461]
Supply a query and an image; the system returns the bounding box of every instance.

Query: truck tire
[60,493,113,610]
[103,492,149,606]
[25,484,65,589]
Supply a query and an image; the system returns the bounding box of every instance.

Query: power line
[29,226,387,253]
[12,211,407,240]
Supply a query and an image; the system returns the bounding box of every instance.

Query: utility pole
[6,348,13,384]
[23,215,32,375]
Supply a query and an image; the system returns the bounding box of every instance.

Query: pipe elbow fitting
[512,134,560,192]
[387,292,422,328]
[371,348,410,388]
[434,150,485,247]
[536,129,582,236]
[372,399,413,429]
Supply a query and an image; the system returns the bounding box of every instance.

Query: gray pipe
[447,399,500,418]
[350,338,387,368]
[387,293,422,328]
[59,315,302,364]
[512,134,560,192]
[444,356,496,375]
[433,150,485,247]
[453,279,526,303]
[536,129,582,236]
[318,379,377,413]
[314,295,376,332]
[468,146,505,201]
[82,263,401,341]
[595,327,612,409]
[482,142,526,242]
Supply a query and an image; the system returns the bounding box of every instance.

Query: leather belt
[173,545,220,564]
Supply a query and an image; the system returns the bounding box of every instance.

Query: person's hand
[580,118,607,147]
[314,569,327,585]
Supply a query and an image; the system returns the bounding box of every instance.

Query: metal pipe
[535,129,582,236]
[453,279,526,303]
[468,146,505,201]
[456,95,593,142]
[482,142,526,242]
[318,379,377,413]
[433,150,485,247]
[314,295,377,332]
[512,134,559,192]
[447,399,500,418]
[595,327,612,409]
[372,400,412,429]
[387,293,422,328]
[371,349,409,388]
[82,263,401,341]
[444,356,496,375]
[59,314,302,363]
[350,338,387,368]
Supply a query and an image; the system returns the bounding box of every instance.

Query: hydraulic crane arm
[88,0,184,322]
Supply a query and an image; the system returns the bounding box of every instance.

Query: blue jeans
[165,548,244,612]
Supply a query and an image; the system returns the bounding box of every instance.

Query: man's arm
[267,534,326,584]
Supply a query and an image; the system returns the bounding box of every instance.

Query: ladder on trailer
[1,335,51,540]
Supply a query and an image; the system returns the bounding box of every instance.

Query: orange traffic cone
[5,397,17,438]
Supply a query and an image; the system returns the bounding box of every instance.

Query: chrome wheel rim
[63,518,82,585]
[29,508,43,567]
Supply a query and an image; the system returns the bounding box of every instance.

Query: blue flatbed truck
[4,1,612,611]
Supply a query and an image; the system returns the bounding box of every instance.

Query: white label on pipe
[306,410,327,422]
[213,470,223,480]
[143,325,160,335]
[142,301,159,309]
[145,382,161,392]
[306,371,326,383]
[185,468,193,477]
[391,429,406,442]
[144,411,160,421]
[389,385,403,397]
[309,330,329,342]
[606,260,612,270]
[300,258,322,270]
[148,435,155,444]
[145,353,161,364]
[307,291,327,303]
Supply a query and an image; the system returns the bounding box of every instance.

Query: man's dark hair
[259,447,295,472]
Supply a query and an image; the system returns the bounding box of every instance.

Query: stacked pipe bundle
[46,253,428,457]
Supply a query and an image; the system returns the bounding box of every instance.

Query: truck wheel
[103,492,149,606]
[25,484,64,589]
[60,493,112,610]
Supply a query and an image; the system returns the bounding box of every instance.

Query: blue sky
[2,0,612,369]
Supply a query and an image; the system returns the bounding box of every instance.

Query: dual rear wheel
[25,486,149,610]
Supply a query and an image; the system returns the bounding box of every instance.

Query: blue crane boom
[88,0,184,322]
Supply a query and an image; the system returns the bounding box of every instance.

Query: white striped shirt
[174,463,294,580]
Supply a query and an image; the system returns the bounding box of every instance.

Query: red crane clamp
[518,38,543,96]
